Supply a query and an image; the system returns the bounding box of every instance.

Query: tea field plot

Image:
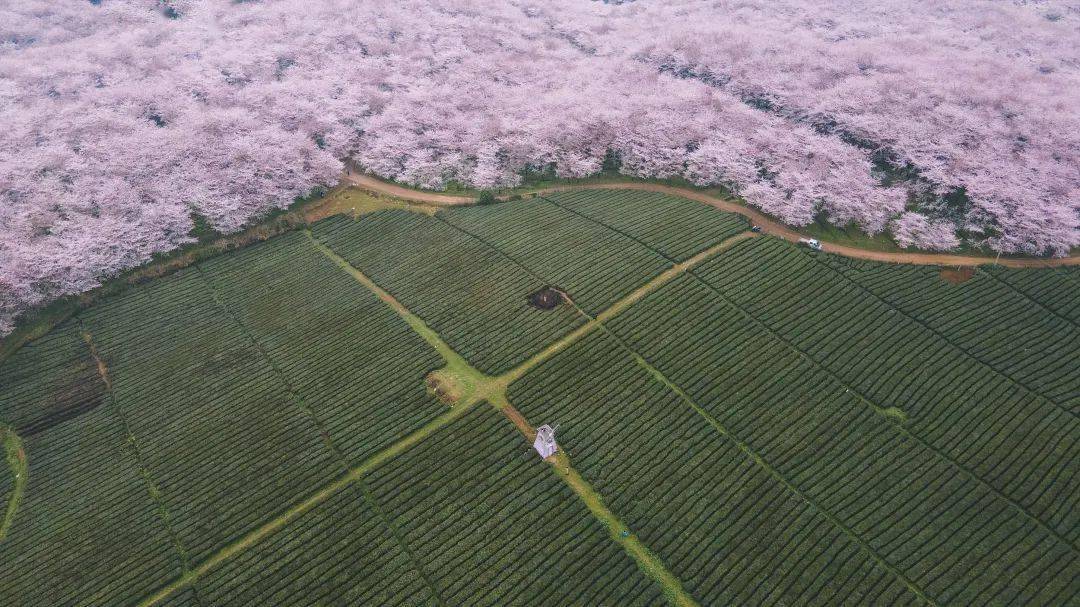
[1,188,1077,606]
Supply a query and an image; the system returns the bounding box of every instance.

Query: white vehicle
[798,238,823,251]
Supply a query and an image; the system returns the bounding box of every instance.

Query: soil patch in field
[880,406,908,423]
[20,393,104,437]
[18,364,107,437]
[527,286,566,310]
[940,266,976,284]
[426,370,465,405]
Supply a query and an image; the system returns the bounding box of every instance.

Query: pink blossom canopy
[1,0,1077,333]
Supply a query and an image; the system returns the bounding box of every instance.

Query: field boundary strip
[490,393,700,607]
[0,425,27,543]
[344,173,1080,269]
[675,264,1080,553]
[78,322,199,597]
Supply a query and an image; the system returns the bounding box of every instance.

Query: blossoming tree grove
[1,0,1076,332]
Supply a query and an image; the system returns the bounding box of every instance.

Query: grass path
[0,425,27,543]
[138,230,495,605]
[311,230,704,603]
[345,172,1080,268]
[133,225,771,605]
[79,325,199,597]
[490,393,700,607]
[136,400,481,607]
[306,231,497,401]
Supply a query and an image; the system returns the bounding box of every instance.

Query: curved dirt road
[343,173,1080,268]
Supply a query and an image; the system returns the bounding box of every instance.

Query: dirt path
[342,174,475,205]
[343,173,1080,269]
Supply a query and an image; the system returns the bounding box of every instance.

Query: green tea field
[1,189,1077,606]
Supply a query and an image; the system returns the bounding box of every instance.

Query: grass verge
[490,393,699,607]
[0,425,27,543]
[305,187,440,222]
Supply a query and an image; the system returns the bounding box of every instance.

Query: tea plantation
[1,190,1076,606]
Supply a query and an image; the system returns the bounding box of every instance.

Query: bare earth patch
[527,286,566,311]
[426,370,466,405]
[940,267,976,284]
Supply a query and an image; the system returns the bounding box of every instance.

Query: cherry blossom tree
[0,0,1076,333]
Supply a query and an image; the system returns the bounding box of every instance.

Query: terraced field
[1,189,1077,606]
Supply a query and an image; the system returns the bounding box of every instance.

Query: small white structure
[533,424,558,459]
[798,238,823,251]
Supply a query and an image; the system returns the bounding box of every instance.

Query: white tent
[533,424,558,459]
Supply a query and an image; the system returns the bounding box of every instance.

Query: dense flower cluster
[891,213,962,251]
[1,0,1076,332]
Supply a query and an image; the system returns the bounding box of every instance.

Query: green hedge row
[599,257,1076,604]
[80,267,341,564]
[817,256,1079,414]
[439,198,672,315]
[0,405,181,604]
[197,484,434,606]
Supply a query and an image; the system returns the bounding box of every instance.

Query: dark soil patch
[940,266,976,284]
[527,286,566,310]
[426,371,464,405]
[19,371,106,437]
[19,396,104,437]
